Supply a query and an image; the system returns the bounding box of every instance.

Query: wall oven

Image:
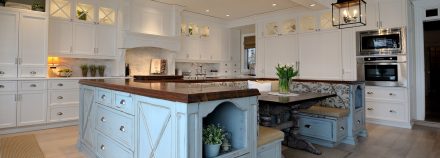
[356,27,406,56]
[357,56,407,87]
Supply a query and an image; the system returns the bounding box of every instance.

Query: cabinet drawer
[298,116,334,141]
[96,89,113,105]
[96,105,134,149]
[96,132,133,158]
[49,105,79,122]
[365,87,406,101]
[19,66,47,78]
[49,90,79,105]
[353,110,364,132]
[19,80,46,91]
[0,81,17,92]
[0,66,17,78]
[49,80,79,90]
[366,101,407,121]
[113,92,134,115]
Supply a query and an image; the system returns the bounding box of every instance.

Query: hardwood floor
[0,124,439,158]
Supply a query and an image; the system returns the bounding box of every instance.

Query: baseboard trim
[366,118,412,129]
[413,120,440,128]
[0,121,78,135]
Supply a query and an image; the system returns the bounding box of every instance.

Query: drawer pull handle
[340,126,345,131]
[0,85,4,88]
[357,120,361,124]
[30,84,37,87]
[367,108,374,110]
[304,124,311,128]
[120,126,126,132]
[120,99,126,105]
[389,110,396,113]
[100,117,106,122]
[0,71,4,75]
[57,83,63,87]
[100,145,105,150]
[30,71,37,75]
[101,95,106,100]
[57,112,63,115]
[367,92,373,95]
[57,96,63,99]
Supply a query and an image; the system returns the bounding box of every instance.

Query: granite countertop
[79,79,261,103]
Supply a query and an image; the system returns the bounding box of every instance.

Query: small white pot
[204,144,221,158]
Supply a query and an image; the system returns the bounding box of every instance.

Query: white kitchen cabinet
[299,30,342,80]
[263,35,299,78]
[73,22,96,55]
[361,0,405,29]
[0,10,19,78]
[299,11,336,33]
[96,25,116,57]
[49,20,73,55]
[0,93,17,128]
[18,90,48,126]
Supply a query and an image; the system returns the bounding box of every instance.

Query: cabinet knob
[30,84,37,87]
[30,71,37,75]
[100,117,106,122]
[57,112,63,115]
[389,93,394,96]
[367,92,373,95]
[367,108,374,110]
[304,124,312,128]
[120,99,126,105]
[0,71,4,75]
[389,110,396,113]
[340,126,345,131]
[101,95,106,100]
[119,126,126,132]
[0,85,4,88]
[57,96,64,99]
[100,145,105,150]
[357,120,361,124]
[57,83,63,87]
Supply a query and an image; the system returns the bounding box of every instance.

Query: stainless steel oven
[356,27,406,56]
[357,56,407,87]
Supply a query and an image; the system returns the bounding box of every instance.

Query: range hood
[121,31,181,52]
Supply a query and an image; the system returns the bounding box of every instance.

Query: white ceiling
[153,0,327,20]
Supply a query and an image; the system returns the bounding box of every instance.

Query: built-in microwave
[357,56,407,87]
[356,27,406,56]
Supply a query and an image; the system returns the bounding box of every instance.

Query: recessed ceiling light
[309,3,316,7]
[226,14,230,17]
[272,3,277,7]
[205,9,210,12]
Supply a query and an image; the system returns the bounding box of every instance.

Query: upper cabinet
[361,0,406,29]
[299,11,336,32]
[48,0,118,59]
[0,8,48,78]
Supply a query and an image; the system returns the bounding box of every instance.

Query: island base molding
[0,121,78,135]
[366,118,412,129]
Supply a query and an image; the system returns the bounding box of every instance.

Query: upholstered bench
[297,105,350,147]
[257,126,284,158]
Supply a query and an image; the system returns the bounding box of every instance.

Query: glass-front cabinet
[50,0,72,20]
[264,18,297,37]
[49,0,116,25]
[299,11,337,32]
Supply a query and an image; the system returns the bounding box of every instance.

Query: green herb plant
[203,124,225,145]
[80,64,88,77]
[97,65,106,77]
[89,65,97,77]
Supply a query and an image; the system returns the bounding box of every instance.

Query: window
[243,35,256,71]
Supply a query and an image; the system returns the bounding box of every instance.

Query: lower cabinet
[0,86,17,128]
[17,80,47,127]
[96,132,133,158]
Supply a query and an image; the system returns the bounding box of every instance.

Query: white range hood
[121,31,181,52]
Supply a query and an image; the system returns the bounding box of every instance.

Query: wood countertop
[79,79,260,103]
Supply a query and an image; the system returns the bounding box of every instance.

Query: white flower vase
[204,144,221,158]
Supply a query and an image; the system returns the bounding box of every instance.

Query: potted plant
[80,64,88,77]
[97,65,106,77]
[89,65,97,77]
[31,1,44,12]
[58,68,72,77]
[203,124,225,158]
[77,10,87,21]
[275,64,298,94]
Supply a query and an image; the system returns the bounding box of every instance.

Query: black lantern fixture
[332,0,366,29]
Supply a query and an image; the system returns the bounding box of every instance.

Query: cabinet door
[96,25,116,57]
[300,15,317,32]
[264,35,299,78]
[379,0,403,28]
[18,91,47,126]
[0,93,17,128]
[0,10,19,78]
[80,86,96,149]
[299,30,342,80]
[19,13,48,67]
[49,0,73,20]
[73,22,96,55]
[49,20,73,55]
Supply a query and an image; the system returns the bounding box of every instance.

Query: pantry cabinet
[263,35,299,78]
[0,8,47,78]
